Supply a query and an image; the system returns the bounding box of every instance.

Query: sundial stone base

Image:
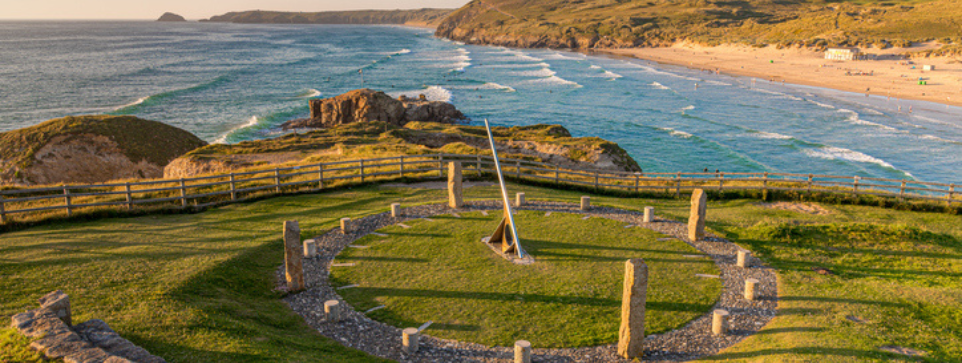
[481,236,535,265]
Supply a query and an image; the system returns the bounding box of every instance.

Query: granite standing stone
[304,239,317,258]
[448,162,463,208]
[712,309,729,335]
[516,192,525,207]
[39,290,71,326]
[402,327,419,354]
[580,196,590,210]
[618,258,648,359]
[391,203,401,217]
[341,217,352,234]
[325,300,342,322]
[514,340,532,363]
[643,206,655,223]
[688,189,707,241]
[737,250,751,268]
[284,221,304,291]
[745,278,759,301]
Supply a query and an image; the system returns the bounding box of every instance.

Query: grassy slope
[0,115,206,172]
[1,183,960,361]
[332,210,719,347]
[438,0,962,50]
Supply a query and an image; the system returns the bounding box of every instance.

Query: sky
[0,0,471,20]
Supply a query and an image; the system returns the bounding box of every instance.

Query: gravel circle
[282,200,778,362]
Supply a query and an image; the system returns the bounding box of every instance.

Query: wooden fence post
[179,179,187,208]
[807,174,814,194]
[516,160,521,179]
[762,172,769,201]
[0,194,6,224]
[400,156,405,178]
[64,185,72,217]
[476,154,482,176]
[125,182,133,210]
[719,172,725,191]
[675,172,681,198]
[595,171,600,190]
[229,173,237,201]
[949,184,956,206]
[555,166,560,184]
[438,155,444,177]
[853,176,860,193]
[319,163,325,189]
[360,160,365,183]
[274,168,281,193]
[898,180,906,201]
[635,173,640,192]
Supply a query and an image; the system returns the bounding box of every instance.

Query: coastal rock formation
[0,115,207,186]
[157,12,187,22]
[281,89,465,130]
[164,121,640,178]
[203,9,452,27]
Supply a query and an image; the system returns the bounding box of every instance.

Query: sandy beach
[600,42,962,108]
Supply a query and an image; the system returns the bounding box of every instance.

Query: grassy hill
[436,0,962,51]
[204,9,454,27]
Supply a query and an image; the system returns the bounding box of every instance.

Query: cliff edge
[0,115,207,186]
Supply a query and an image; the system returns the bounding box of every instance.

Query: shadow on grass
[701,347,900,360]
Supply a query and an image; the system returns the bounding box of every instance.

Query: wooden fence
[0,153,957,225]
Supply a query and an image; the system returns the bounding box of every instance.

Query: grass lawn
[330,210,719,348]
[1,182,961,362]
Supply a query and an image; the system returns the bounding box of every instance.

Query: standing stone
[712,309,729,335]
[340,218,351,234]
[325,300,342,322]
[737,250,751,268]
[38,290,71,326]
[304,239,317,258]
[580,196,591,211]
[402,327,419,354]
[284,221,304,291]
[745,278,759,301]
[618,258,648,359]
[514,340,532,363]
[448,162,463,208]
[516,192,525,207]
[391,203,402,218]
[688,189,707,241]
[643,206,655,223]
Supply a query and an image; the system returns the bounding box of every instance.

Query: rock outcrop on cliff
[0,115,207,186]
[281,89,465,130]
[157,12,187,22]
[165,121,640,179]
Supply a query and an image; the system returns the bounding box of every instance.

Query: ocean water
[2,21,961,184]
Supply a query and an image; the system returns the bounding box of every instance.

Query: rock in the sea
[0,115,207,186]
[157,12,187,22]
[281,89,465,129]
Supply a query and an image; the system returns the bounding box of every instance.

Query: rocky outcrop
[0,115,207,186]
[11,290,167,363]
[281,89,465,130]
[157,12,187,22]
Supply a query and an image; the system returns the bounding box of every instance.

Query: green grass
[331,210,719,348]
[1,327,49,363]
[2,182,961,362]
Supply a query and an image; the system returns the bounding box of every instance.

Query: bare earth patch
[879,345,927,357]
[757,202,832,215]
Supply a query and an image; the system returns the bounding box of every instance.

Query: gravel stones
[283,201,778,362]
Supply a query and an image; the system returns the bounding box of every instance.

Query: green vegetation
[331,210,719,347]
[1,327,48,363]
[0,115,206,182]
[437,0,962,50]
[2,182,960,361]
[204,9,454,26]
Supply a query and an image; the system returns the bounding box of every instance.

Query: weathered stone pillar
[284,221,304,291]
[448,162,463,208]
[643,206,655,223]
[688,189,707,241]
[514,340,532,363]
[38,290,71,326]
[736,250,751,268]
[580,196,591,211]
[712,309,729,335]
[304,239,317,258]
[340,217,352,234]
[391,203,401,218]
[325,300,342,322]
[745,278,759,301]
[618,258,648,359]
[516,192,525,207]
[402,328,419,354]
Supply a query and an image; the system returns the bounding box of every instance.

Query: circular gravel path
[281,200,778,362]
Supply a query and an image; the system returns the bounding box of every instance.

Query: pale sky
[0,0,471,20]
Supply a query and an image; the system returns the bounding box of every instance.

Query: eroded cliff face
[281,89,465,129]
[4,134,162,185]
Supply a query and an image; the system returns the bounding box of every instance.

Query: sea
[2,21,961,184]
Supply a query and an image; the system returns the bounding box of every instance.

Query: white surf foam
[389,85,452,102]
[502,49,543,62]
[659,127,693,139]
[752,88,804,101]
[114,96,149,110]
[214,116,260,144]
[809,100,836,109]
[753,131,794,140]
[650,82,671,90]
[837,109,898,131]
[543,52,585,60]
[512,67,557,77]
[589,65,602,69]
[803,145,896,169]
[522,76,581,87]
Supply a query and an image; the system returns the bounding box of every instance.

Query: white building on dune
[824,47,861,61]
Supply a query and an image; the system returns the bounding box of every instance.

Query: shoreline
[595,43,962,108]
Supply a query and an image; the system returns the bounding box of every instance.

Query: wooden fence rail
[0,153,957,225]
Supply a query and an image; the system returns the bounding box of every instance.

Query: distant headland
[156,12,187,22]
[201,9,454,28]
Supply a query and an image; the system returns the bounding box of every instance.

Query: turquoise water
[2,21,961,183]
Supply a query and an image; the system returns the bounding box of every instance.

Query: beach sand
[600,42,962,108]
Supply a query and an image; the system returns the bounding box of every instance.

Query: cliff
[281,89,465,130]
[164,121,640,178]
[203,9,453,27]
[157,12,187,22]
[0,115,207,186]
[435,0,962,50]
